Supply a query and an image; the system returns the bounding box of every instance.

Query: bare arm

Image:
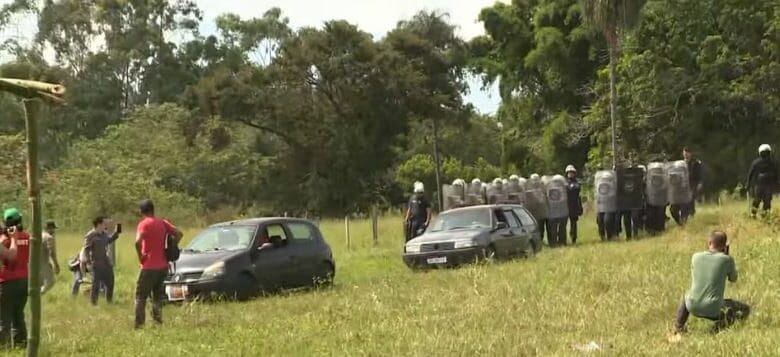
[0,235,17,260]
[135,231,144,264]
[425,207,432,225]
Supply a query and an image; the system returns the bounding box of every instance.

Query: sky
[0,0,503,113]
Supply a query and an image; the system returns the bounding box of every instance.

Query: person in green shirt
[674,231,750,333]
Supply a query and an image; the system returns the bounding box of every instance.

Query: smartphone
[116,223,122,234]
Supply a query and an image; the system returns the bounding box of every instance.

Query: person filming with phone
[83,216,122,305]
[674,230,750,334]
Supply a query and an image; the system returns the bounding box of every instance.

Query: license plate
[427,256,447,264]
[166,284,188,301]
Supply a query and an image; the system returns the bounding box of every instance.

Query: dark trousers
[597,212,617,241]
[675,299,750,332]
[670,204,689,226]
[406,219,426,242]
[568,216,579,244]
[547,218,567,247]
[645,205,666,234]
[751,185,772,216]
[621,210,642,239]
[91,264,115,304]
[0,279,28,348]
[135,269,167,328]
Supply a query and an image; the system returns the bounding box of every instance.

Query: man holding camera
[674,231,750,334]
[0,208,27,348]
[83,216,121,305]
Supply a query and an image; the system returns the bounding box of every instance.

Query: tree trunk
[23,99,42,357]
[608,31,619,170]
[432,117,443,212]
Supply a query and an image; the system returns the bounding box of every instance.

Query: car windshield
[428,209,491,232]
[186,225,257,252]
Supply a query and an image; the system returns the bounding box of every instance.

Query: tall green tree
[580,0,646,168]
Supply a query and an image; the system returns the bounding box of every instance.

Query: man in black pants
[83,216,121,305]
[683,147,704,217]
[404,182,431,241]
[747,144,778,217]
[134,200,183,328]
[565,165,583,244]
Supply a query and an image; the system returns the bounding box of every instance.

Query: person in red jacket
[0,208,26,349]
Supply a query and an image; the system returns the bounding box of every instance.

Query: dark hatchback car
[402,204,542,269]
[164,217,335,301]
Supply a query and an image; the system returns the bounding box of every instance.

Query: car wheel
[314,262,335,287]
[530,238,542,256]
[482,245,497,263]
[234,273,257,301]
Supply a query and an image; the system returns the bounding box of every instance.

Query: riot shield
[524,177,549,220]
[668,160,691,205]
[594,170,617,213]
[617,167,645,210]
[504,180,525,204]
[465,182,486,206]
[442,184,465,211]
[646,162,668,207]
[546,175,569,219]
[487,183,508,204]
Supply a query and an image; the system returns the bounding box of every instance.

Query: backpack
[164,233,180,262]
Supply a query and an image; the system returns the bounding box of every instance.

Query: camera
[724,243,730,255]
[116,223,122,234]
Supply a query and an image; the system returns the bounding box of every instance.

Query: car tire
[482,245,497,263]
[314,262,335,287]
[234,273,257,301]
[530,238,542,256]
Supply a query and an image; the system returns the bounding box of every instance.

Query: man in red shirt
[134,200,183,329]
[0,208,26,348]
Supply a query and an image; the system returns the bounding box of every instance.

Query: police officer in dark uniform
[564,165,583,244]
[683,147,704,217]
[747,144,778,217]
[404,181,432,241]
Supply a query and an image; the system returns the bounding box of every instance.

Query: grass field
[3,200,780,356]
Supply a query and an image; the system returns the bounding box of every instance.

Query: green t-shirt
[685,251,738,318]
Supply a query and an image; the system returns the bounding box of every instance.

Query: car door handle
[501,231,513,237]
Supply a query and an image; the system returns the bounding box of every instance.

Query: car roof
[441,204,524,214]
[209,217,315,228]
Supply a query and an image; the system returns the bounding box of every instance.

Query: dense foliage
[0,0,776,225]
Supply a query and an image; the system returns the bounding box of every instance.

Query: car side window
[502,209,522,228]
[266,224,288,247]
[287,222,315,241]
[512,208,536,227]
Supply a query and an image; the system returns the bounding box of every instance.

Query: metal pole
[371,207,378,246]
[609,46,618,170]
[23,99,42,357]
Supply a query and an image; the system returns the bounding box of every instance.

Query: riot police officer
[404,182,432,241]
[747,144,778,217]
[565,165,583,244]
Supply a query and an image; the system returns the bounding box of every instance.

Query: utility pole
[0,78,66,357]
[431,117,443,212]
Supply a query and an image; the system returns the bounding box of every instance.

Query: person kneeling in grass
[674,231,750,334]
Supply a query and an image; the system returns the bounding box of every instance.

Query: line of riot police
[435,159,695,246]
[440,170,583,247]
[595,160,695,241]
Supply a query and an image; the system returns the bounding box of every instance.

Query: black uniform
[406,193,430,241]
[747,154,778,215]
[566,178,583,244]
[686,158,703,216]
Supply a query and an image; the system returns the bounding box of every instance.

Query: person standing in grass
[40,221,60,295]
[134,199,183,328]
[674,231,750,334]
[564,165,583,244]
[0,208,28,348]
[747,144,778,217]
[404,182,431,241]
[83,216,121,304]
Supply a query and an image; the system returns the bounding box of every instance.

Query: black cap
[45,221,57,229]
[139,199,155,215]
